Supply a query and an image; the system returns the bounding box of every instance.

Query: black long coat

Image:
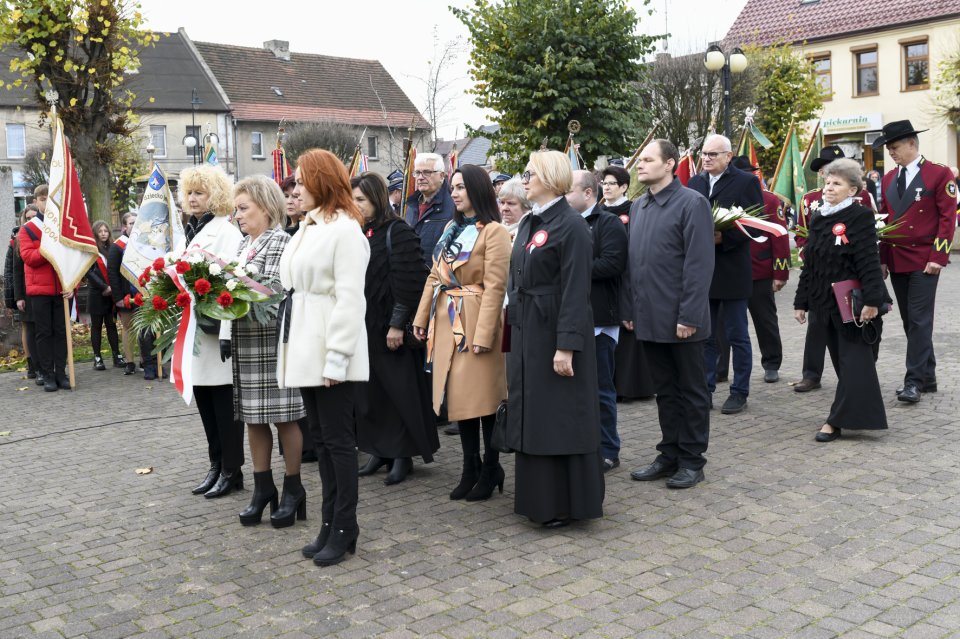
[505,198,600,455]
[688,165,764,299]
[85,262,114,317]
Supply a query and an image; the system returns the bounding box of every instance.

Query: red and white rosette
[526,229,549,254]
[619,214,629,225]
[832,222,849,246]
[165,265,197,405]
[733,217,788,243]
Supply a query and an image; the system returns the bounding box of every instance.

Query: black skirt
[614,333,655,399]
[514,452,604,523]
[822,314,887,431]
[355,345,439,462]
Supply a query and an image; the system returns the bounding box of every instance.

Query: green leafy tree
[111,134,146,215]
[452,0,660,172]
[0,1,157,222]
[933,46,960,128]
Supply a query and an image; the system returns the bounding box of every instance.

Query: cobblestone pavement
[3,268,960,639]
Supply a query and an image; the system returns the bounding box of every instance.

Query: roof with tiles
[725,0,960,47]
[192,39,430,130]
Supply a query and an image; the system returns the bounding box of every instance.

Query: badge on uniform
[915,187,923,202]
[947,182,958,198]
[619,214,629,225]
[526,229,549,254]
[832,222,849,246]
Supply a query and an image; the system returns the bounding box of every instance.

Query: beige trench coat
[413,221,510,421]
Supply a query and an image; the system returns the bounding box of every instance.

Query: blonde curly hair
[178,165,234,216]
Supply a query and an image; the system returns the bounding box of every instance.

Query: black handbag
[489,400,513,453]
[384,220,424,350]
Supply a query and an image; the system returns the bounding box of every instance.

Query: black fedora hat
[872,120,928,150]
[731,155,759,172]
[810,145,845,172]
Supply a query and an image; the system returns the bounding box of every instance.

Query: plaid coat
[231,226,305,423]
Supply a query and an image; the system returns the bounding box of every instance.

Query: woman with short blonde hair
[234,175,287,229]
[525,150,573,197]
[178,165,235,217]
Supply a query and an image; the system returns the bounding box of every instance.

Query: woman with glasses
[413,164,511,502]
[600,165,654,402]
[506,150,603,529]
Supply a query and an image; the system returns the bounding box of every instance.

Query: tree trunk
[67,126,113,224]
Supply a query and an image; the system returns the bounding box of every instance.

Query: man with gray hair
[566,169,627,472]
[404,152,455,267]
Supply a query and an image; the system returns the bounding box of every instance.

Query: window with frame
[5,123,25,158]
[902,39,929,90]
[854,47,878,96]
[810,53,832,99]
[251,131,263,158]
[149,125,167,158]
[367,136,379,160]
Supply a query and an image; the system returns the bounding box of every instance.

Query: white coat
[276,208,370,388]
[183,214,243,387]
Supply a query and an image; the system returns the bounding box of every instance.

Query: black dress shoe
[384,457,413,486]
[602,458,620,473]
[542,518,570,529]
[897,384,922,403]
[56,374,70,390]
[43,378,59,392]
[192,464,221,494]
[35,372,45,386]
[793,378,821,392]
[630,459,677,481]
[721,393,747,414]
[896,380,937,394]
[443,423,460,436]
[763,369,779,383]
[93,355,106,371]
[666,467,705,489]
[358,455,391,476]
[204,470,244,498]
[814,427,841,442]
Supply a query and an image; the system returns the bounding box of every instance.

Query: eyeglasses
[701,151,727,159]
[601,181,620,187]
[413,170,437,178]
[521,170,537,183]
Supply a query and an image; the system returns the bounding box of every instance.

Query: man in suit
[688,135,763,414]
[567,169,628,473]
[624,139,713,489]
[874,120,958,403]
[404,153,455,267]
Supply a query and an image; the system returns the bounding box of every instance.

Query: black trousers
[90,313,119,358]
[799,309,828,382]
[194,385,244,471]
[821,314,887,430]
[31,295,67,377]
[301,383,358,531]
[139,330,158,373]
[643,340,711,471]
[718,280,784,375]
[890,271,939,387]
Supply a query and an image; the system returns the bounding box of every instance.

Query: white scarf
[819,196,854,217]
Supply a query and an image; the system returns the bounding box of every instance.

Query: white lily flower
[225,279,238,291]
[208,263,223,276]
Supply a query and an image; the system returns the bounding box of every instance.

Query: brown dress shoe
[793,378,821,392]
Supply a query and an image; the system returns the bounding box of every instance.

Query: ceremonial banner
[771,123,807,207]
[203,140,218,166]
[348,149,368,177]
[272,146,292,185]
[676,152,695,186]
[39,117,98,291]
[122,164,186,292]
[802,122,824,188]
[564,137,581,171]
[401,144,418,201]
[448,144,459,178]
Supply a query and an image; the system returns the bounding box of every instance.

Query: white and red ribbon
[832,223,849,246]
[734,217,788,243]
[526,229,549,254]
[165,265,197,405]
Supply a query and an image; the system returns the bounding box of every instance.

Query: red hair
[296,148,363,226]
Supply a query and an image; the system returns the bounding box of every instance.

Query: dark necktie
[897,168,906,199]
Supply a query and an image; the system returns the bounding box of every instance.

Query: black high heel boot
[465,459,505,501]
[238,471,278,526]
[204,469,244,498]
[271,474,307,528]
[449,454,481,500]
[302,523,332,559]
[26,357,36,379]
[358,455,391,476]
[192,463,221,494]
[384,458,413,486]
[313,528,358,567]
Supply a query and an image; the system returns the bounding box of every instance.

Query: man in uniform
[792,146,877,392]
[386,169,404,216]
[874,120,958,403]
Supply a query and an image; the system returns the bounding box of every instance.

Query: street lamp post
[704,45,749,139]
[182,88,202,165]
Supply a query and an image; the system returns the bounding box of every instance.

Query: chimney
[264,40,290,61]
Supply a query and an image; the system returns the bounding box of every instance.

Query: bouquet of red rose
[132,249,281,360]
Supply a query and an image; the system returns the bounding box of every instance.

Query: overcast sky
[138,0,749,139]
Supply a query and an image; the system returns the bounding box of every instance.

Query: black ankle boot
[384,457,413,485]
[358,455,391,476]
[313,527,358,567]
[465,460,505,501]
[449,454,481,500]
[113,354,126,368]
[26,357,36,379]
[302,523,332,559]
[124,362,136,375]
[204,469,243,498]
[93,355,106,371]
[271,474,307,528]
[238,470,278,526]
[35,370,45,386]
[192,463,222,494]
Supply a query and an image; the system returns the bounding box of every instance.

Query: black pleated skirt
[514,452,605,523]
[614,334,655,400]
[823,314,887,431]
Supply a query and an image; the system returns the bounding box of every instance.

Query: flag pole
[624,120,660,171]
[800,119,821,166]
[770,118,796,192]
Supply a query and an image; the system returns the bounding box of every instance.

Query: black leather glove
[219,339,231,362]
